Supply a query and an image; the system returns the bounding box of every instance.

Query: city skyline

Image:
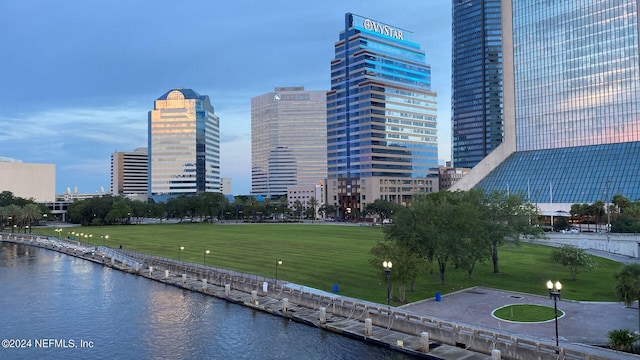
[0,1,452,195]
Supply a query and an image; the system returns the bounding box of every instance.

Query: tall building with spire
[326,13,439,219]
[148,88,220,200]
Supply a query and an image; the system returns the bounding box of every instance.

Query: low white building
[0,157,55,202]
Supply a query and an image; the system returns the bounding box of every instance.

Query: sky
[0,1,452,196]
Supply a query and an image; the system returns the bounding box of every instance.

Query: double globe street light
[547,280,562,349]
[383,260,393,306]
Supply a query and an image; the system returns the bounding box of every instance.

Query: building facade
[451,0,504,168]
[438,162,470,191]
[0,158,55,202]
[148,88,220,200]
[327,13,439,219]
[251,87,327,199]
[110,147,148,197]
[287,182,326,219]
[452,0,640,211]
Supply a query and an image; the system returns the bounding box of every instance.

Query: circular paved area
[400,286,636,346]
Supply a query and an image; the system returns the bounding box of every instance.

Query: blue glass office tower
[453,0,640,208]
[452,0,503,169]
[327,13,438,218]
[148,88,221,201]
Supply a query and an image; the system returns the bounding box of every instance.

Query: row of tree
[65,193,340,226]
[370,189,541,302]
[0,191,48,232]
[568,194,640,233]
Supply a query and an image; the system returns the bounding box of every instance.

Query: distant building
[287,182,325,219]
[221,177,232,195]
[438,162,470,191]
[148,88,221,201]
[110,147,148,198]
[0,157,55,202]
[327,13,439,219]
[251,86,327,199]
[452,0,504,168]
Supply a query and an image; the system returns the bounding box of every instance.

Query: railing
[0,233,624,360]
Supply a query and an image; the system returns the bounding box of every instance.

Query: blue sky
[0,1,451,195]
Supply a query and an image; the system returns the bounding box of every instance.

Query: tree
[481,190,541,273]
[318,203,337,219]
[614,263,640,336]
[365,199,401,222]
[307,197,318,221]
[369,241,428,303]
[22,203,42,232]
[550,245,597,280]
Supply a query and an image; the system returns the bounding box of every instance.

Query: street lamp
[275,259,283,285]
[383,260,393,306]
[101,235,109,246]
[547,280,562,348]
[55,228,62,239]
[179,246,184,263]
[204,249,210,267]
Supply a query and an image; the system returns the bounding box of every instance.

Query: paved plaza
[401,286,636,347]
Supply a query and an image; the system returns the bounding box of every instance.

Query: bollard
[134,263,139,273]
[225,284,231,296]
[164,269,169,279]
[149,266,153,275]
[282,298,289,313]
[202,278,207,290]
[182,274,187,284]
[491,349,501,360]
[420,332,429,353]
[251,290,258,305]
[364,318,372,336]
[320,307,326,324]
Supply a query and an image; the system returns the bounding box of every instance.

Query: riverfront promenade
[2,233,636,360]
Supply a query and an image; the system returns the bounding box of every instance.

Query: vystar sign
[363,18,404,40]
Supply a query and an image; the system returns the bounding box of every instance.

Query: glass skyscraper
[453,0,640,207]
[451,0,503,168]
[251,87,327,199]
[327,13,438,218]
[148,88,220,200]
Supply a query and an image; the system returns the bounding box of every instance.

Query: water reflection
[0,243,420,360]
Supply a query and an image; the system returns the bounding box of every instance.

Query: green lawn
[493,304,563,322]
[32,223,624,304]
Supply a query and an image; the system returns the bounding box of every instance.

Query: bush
[607,329,637,353]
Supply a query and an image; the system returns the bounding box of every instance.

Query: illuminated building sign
[352,14,411,42]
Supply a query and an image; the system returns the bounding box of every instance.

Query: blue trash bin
[333,284,339,293]
[435,292,441,302]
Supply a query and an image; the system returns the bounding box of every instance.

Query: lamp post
[204,249,210,267]
[101,235,109,246]
[55,228,62,239]
[383,260,393,306]
[547,280,562,348]
[275,259,283,285]
[179,246,184,263]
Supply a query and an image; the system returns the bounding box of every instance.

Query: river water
[0,243,421,360]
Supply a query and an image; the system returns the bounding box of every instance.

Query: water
[0,243,420,360]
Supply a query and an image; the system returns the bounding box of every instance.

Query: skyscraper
[327,13,439,218]
[148,88,220,200]
[452,0,640,209]
[110,147,148,197]
[251,87,327,198]
[451,0,503,168]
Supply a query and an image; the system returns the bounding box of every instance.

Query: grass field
[31,223,624,304]
[493,304,563,322]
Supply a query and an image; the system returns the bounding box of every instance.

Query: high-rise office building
[251,87,327,198]
[148,88,220,200]
[451,0,503,168]
[452,0,640,210]
[110,147,148,196]
[327,13,439,218]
